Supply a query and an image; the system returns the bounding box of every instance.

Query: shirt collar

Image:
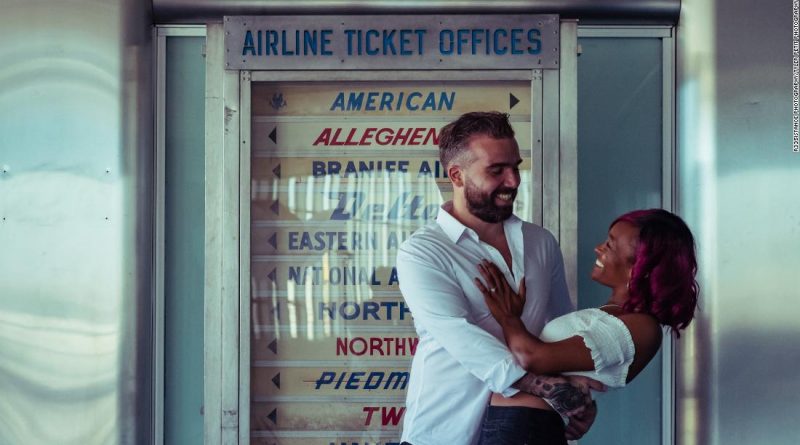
[436,201,522,244]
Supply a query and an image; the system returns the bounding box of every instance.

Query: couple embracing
[396,112,698,445]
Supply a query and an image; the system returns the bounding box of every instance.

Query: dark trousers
[477,406,567,445]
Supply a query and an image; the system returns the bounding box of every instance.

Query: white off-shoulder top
[539,308,635,388]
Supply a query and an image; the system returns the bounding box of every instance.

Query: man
[396,112,598,445]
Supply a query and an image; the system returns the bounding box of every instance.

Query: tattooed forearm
[512,373,562,398]
[512,373,590,417]
[545,383,587,414]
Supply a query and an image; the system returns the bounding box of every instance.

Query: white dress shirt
[397,202,572,445]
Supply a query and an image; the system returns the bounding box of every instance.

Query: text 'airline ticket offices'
[250,81,532,444]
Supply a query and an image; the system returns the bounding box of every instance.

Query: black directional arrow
[267,268,277,282]
[268,127,277,144]
[270,199,280,215]
[268,339,278,354]
[272,163,281,179]
[268,233,277,250]
[509,93,520,109]
[272,373,281,389]
[267,408,277,424]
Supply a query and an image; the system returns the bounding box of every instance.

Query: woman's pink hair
[612,209,698,335]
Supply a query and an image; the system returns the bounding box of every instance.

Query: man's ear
[449,164,463,187]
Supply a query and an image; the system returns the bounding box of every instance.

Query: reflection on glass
[249,80,533,444]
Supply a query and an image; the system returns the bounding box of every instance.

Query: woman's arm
[476,260,595,374]
[476,261,661,378]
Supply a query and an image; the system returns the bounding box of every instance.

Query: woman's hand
[474,260,526,324]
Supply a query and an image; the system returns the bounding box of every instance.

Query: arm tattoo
[545,383,586,414]
[512,373,588,416]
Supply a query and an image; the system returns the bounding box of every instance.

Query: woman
[474,209,698,445]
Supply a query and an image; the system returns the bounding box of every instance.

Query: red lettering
[337,336,418,356]
[344,128,359,145]
[330,128,345,145]
[370,337,385,356]
[376,128,393,145]
[313,128,332,145]
[410,337,419,355]
[335,337,346,355]
[395,337,405,355]
[409,127,424,145]
[351,337,367,355]
[359,127,377,145]
[381,406,406,426]
[424,127,439,146]
[363,406,380,425]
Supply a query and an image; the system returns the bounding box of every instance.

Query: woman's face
[591,221,640,290]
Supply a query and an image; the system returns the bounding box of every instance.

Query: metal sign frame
[223,14,560,70]
[202,19,578,445]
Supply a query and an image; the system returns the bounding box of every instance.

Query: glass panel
[577,37,664,444]
[164,36,206,445]
[248,81,534,444]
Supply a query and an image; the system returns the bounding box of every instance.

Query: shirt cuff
[484,356,526,396]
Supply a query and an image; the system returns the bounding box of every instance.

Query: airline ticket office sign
[224,14,559,70]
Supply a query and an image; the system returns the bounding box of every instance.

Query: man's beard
[464,178,517,223]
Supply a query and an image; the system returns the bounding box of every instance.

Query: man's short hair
[439,111,515,169]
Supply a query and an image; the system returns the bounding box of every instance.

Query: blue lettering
[415,29,427,54]
[345,29,357,55]
[382,30,397,55]
[347,92,365,111]
[379,92,394,110]
[471,29,483,55]
[266,30,278,55]
[320,302,336,319]
[242,30,256,56]
[493,29,508,55]
[510,28,524,54]
[421,93,437,111]
[385,371,409,390]
[341,302,360,320]
[315,372,335,389]
[346,372,365,389]
[313,160,327,176]
[288,232,299,250]
[406,92,422,111]
[288,266,305,284]
[365,92,379,111]
[363,302,380,320]
[303,30,318,55]
[440,92,455,111]
[364,372,382,390]
[366,29,380,55]
[527,29,541,54]
[399,29,413,55]
[330,191,363,220]
[315,371,409,391]
[320,29,333,55]
[418,160,432,176]
[388,267,399,286]
[439,30,454,55]
[316,301,412,321]
[280,30,293,55]
[457,29,469,55]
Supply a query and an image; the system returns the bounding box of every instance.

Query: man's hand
[513,374,605,418]
[565,401,597,440]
